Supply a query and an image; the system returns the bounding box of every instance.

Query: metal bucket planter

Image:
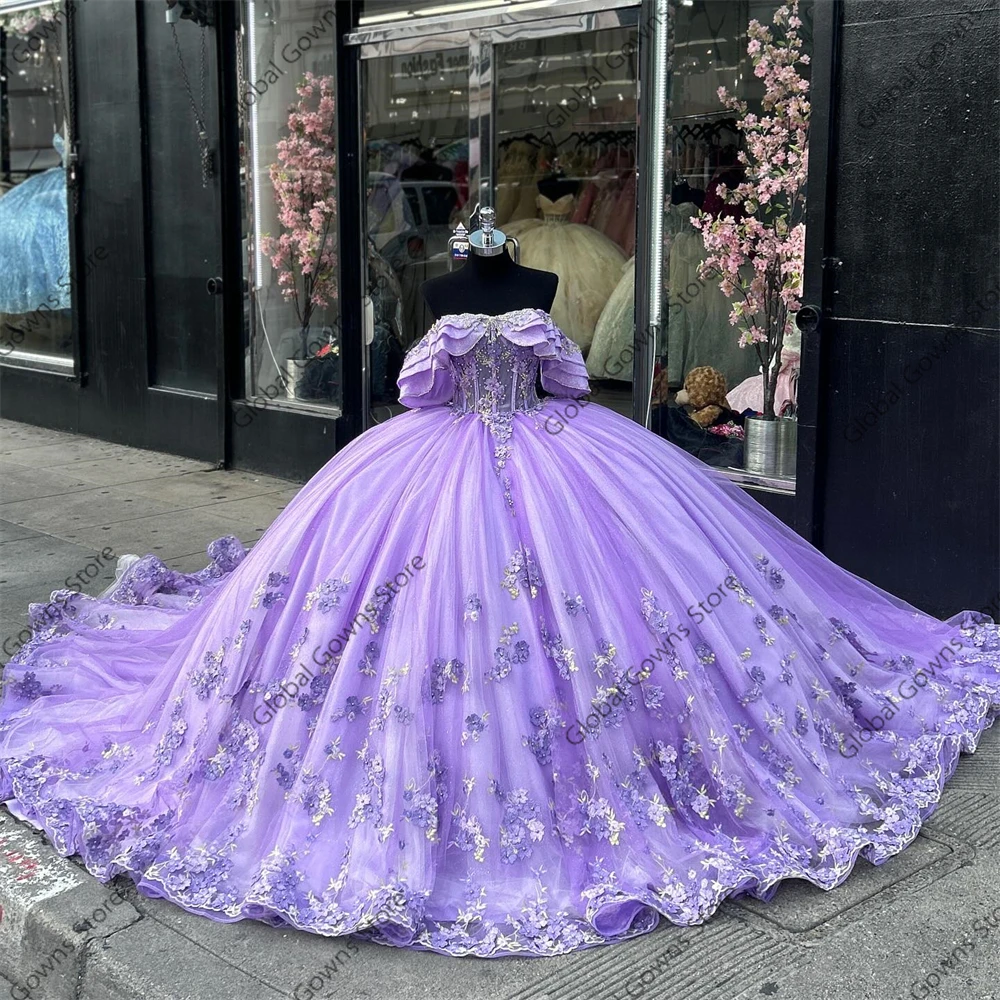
[280,325,337,400]
[744,416,797,478]
[777,417,797,478]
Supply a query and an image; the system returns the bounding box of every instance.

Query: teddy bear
[675,366,732,427]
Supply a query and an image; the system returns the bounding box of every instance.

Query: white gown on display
[515,193,626,354]
[587,256,636,380]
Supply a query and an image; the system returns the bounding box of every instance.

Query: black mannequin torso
[536,174,579,203]
[421,247,558,320]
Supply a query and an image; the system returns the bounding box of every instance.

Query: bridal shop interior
[0,0,996,619]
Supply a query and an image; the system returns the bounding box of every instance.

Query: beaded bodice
[448,312,544,416]
[398,307,589,513]
[538,193,574,225]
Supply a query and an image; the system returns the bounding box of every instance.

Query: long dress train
[1,308,998,958]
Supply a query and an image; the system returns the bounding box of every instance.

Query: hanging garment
[587,256,636,381]
[587,172,622,237]
[665,206,762,392]
[726,348,802,417]
[513,194,626,354]
[604,171,637,255]
[2,308,998,961]
[665,203,705,386]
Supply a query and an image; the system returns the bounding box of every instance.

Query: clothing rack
[498,128,635,149]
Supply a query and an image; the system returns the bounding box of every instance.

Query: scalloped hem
[2,537,999,957]
[2,700,996,958]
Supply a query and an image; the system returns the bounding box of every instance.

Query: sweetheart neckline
[433,307,554,324]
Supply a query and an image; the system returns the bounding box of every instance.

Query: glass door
[490,14,639,419]
[361,38,472,420]
[0,1,75,371]
[648,0,817,492]
[354,4,640,427]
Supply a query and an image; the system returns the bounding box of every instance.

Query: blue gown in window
[0,134,70,315]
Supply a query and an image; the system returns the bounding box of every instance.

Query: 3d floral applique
[450,806,490,862]
[190,640,230,699]
[487,623,527,682]
[591,638,617,679]
[540,621,577,678]
[358,640,380,677]
[640,588,673,634]
[501,545,543,600]
[696,642,716,666]
[498,787,546,863]
[754,614,777,647]
[426,656,467,702]
[304,574,350,613]
[403,781,440,842]
[264,572,290,608]
[297,770,336,826]
[461,712,489,746]
[522,706,558,765]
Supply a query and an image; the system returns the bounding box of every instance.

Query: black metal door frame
[794,0,842,544]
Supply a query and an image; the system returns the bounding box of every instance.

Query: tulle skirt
[514,223,626,354]
[1,400,998,957]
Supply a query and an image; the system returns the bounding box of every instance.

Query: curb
[0,806,141,999]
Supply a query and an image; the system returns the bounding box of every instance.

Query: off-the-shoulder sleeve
[505,311,590,399]
[397,329,453,408]
[397,317,484,408]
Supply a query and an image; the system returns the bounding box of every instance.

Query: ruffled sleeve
[505,310,590,399]
[397,318,476,408]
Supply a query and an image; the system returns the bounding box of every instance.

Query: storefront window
[242,0,341,414]
[357,10,639,419]
[651,0,814,489]
[495,24,639,421]
[362,44,469,411]
[0,0,73,369]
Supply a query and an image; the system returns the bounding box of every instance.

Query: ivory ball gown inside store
[2,305,999,958]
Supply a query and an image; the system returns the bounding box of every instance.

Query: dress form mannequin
[421,241,558,319]
[537,173,579,204]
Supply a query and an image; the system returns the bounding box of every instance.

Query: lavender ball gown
[1,308,998,958]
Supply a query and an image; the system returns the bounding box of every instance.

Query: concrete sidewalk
[0,418,998,1000]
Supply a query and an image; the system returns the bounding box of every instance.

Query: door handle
[206,276,223,295]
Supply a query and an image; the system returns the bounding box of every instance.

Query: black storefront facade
[0,0,997,621]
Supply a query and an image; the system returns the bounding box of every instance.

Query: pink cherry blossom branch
[261,72,339,343]
[691,1,810,418]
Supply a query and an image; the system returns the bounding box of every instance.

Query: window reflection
[0,2,72,366]
[363,47,469,410]
[651,0,813,483]
[494,27,638,420]
[244,0,341,413]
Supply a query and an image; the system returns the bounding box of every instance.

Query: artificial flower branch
[262,72,338,349]
[692,1,810,419]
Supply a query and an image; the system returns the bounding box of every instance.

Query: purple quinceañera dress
[1,308,998,958]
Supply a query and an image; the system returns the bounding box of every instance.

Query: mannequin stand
[422,246,558,320]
